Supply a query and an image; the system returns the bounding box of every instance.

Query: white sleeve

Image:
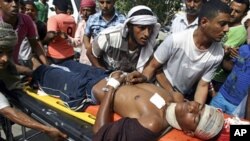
[154,34,174,64]
[0,92,10,110]
[92,34,109,58]
[202,49,224,82]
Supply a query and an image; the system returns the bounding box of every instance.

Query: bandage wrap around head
[80,0,96,8]
[166,103,181,130]
[194,105,224,140]
[166,103,224,140]
[0,22,17,50]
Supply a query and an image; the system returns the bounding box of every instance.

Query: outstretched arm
[0,107,67,141]
[93,71,125,133]
[28,38,48,65]
[85,36,106,70]
[93,85,116,133]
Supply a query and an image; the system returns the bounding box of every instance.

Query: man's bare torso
[113,83,173,133]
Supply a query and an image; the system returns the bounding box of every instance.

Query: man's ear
[200,17,209,27]
[183,130,195,137]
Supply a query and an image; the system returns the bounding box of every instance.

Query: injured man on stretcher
[31,60,225,141]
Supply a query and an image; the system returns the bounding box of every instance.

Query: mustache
[186,8,199,15]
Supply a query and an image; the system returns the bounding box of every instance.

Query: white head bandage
[194,105,224,140]
[166,103,224,140]
[165,103,181,130]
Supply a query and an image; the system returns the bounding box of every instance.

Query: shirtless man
[32,61,225,141]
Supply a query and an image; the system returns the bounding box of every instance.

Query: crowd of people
[0,0,250,141]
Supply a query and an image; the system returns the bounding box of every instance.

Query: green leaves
[115,0,182,25]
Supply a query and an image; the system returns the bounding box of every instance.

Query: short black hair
[233,0,249,13]
[198,0,231,24]
[53,0,70,12]
[23,0,38,11]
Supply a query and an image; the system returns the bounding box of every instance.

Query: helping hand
[125,71,147,84]
[57,31,68,39]
[45,127,67,141]
[109,71,126,84]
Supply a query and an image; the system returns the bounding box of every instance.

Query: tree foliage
[115,0,182,26]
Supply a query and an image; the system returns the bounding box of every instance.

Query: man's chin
[10,11,19,16]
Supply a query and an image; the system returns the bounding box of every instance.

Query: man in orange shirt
[43,0,76,64]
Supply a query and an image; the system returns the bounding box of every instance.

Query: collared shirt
[0,13,37,64]
[170,12,198,33]
[85,11,126,38]
[92,24,156,72]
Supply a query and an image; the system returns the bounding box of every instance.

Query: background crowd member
[142,0,231,104]
[212,0,249,92]
[19,0,25,13]
[170,0,204,33]
[65,0,96,65]
[43,0,76,64]
[18,0,47,72]
[24,0,47,42]
[83,0,126,55]
[34,0,48,23]
[0,0,48,76]
[0,21,66,141]
[210,13,250,118]
[210,43,250,118]
[88,5,160,72]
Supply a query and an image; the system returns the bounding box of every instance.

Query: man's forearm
[14,63,33,76]
[2,107,50,132]
[194,80,209,104]
[86,47,106,70]
[83,35,91,49]
[142,57,161,81]
[156,70,174,92]
[35,42,47,65]
[93,86,116,133]
[30,39,48,65]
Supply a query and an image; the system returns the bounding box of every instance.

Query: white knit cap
[0,22,17,50]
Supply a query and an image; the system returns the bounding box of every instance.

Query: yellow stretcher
[6,86,229,141]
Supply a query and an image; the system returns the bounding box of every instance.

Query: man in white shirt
[142,0,231,104]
